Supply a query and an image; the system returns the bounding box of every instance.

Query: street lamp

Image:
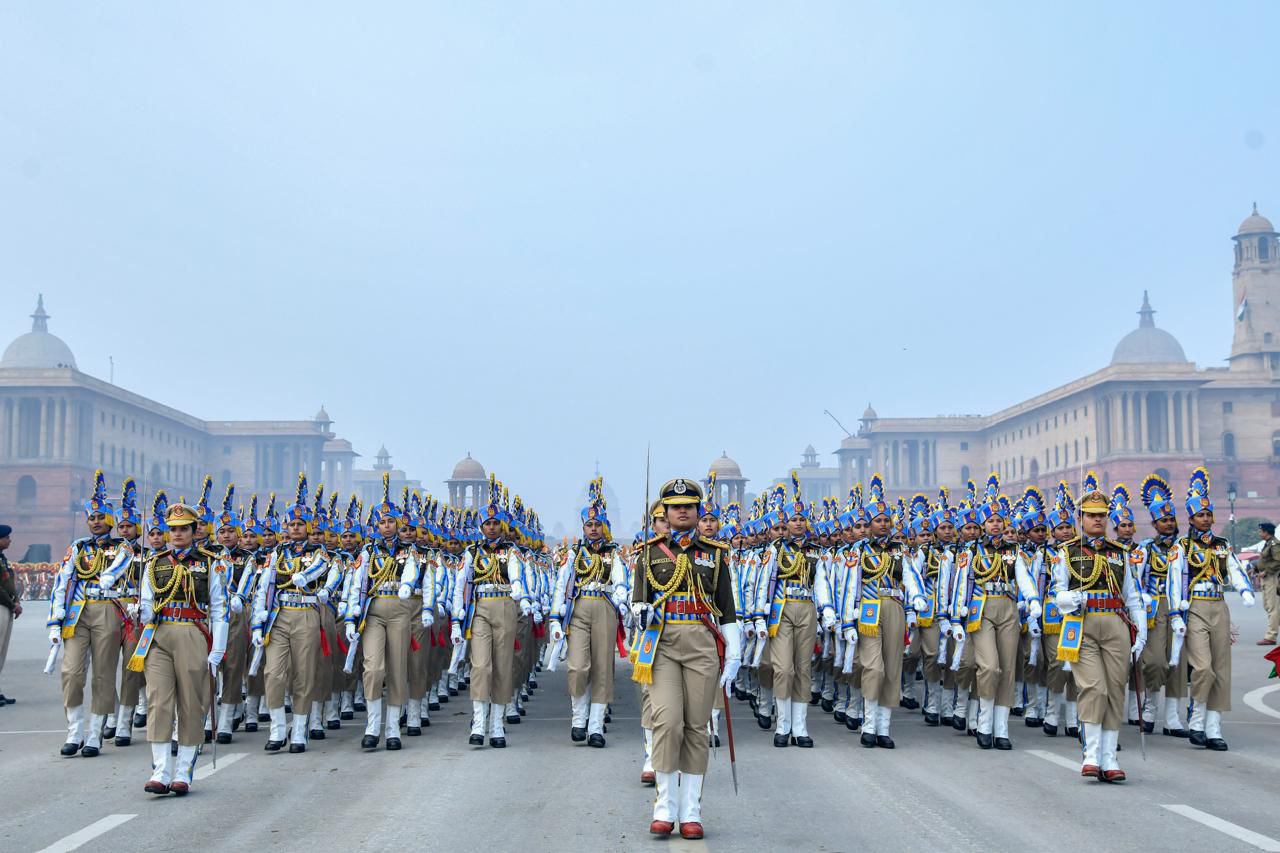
[1227,486,1238,552]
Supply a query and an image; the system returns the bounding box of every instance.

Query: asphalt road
[1,605,1278,853]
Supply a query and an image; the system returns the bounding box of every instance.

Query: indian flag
[1237,292,1249,322]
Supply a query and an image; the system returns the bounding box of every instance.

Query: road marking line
[194,751,246,780]
[36,814,136,853]
[1026,749,1079,772]
[1243,684,1280,721]
[0,729,65,734]
[1160,805,1280,851]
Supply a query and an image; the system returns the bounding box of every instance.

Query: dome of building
[861,403,878,421]
[314,404,331,423]
[451,453,486,480]
[709,452,743,479]
[1238,203,1275,235]
[1,295,77,370]
[1110,291,1188,365]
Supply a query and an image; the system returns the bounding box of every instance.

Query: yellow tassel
[1044,625,1062,636]
[464,629,472,641]
[61,625,75,640]
[858,624,879,638]
[632,663,653,685]
[1057,644,1080,663]
[768,624,779,638]
[126,655,146,673]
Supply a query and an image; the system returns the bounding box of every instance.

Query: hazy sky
[2,3,1275,531]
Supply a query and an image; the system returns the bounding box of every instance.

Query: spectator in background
[0,524,19,705]
[1257,522,1280,646]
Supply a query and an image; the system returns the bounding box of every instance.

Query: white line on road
[1242,684,1280,721]
[194,751,246,780]
[36,814,136,853]
[0,729,64,734]
[1160,805,1280,851]
[1026,749,1080,772]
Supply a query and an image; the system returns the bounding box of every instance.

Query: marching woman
[549,477,628,747]
[631,478,740,840]
[128,501,228,795]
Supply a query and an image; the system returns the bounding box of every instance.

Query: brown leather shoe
[1101,768,1126,783]
[680,822,705,840]
[169,781,189,796]
[640,770,656,786]
[649,820,675,835]
[143,780,170,795]
[1080,764,1100,779]
[1257,638,1277,646]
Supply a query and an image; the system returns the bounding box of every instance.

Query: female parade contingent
[43,463,1255,834]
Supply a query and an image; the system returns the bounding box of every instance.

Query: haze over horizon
[2,2,1275,530]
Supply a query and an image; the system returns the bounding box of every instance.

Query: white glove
[718,621,743,689]
[821,608,836,631]
[549,619,564,643]
[951,623,966,642]
[421,610,434,629]
[397,583,412,600]
[905,610,918,630]
[251,628,264,648]
[753,617,767,638]
[291,572,307,590]
[610,587,629,609]
[126,602,141,620]
[1054,589,1084,614]
[345,622,358,644]
[1242,590,1256,607]
[911,596,928,613]
[317,588,330,604]
[519,599,535,618]
[842,626,857,644]
[1131,637,1146,659]
[1028,621,1042,638]
[49,625,62,644]
[744,619,757,639]
[936,618,951,637]
[956,604,969,618]
[450,622,463,646]
[532,609,543,625]
[1140,592,1153,608]
[207,648,224,667]
[336,603,349,620]
[229,596,244,614]
[1170,614,1187,637]
[1028,599,1042,620]
[630,602,652,629]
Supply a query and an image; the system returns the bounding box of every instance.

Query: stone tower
[1229,204,1280,373]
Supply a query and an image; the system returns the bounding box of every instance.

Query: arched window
[1155,467,1172,482]
[16,475,36,506]
[1223,432,1237,458]
[1029,458,1040,480]
[1260,237,1270,261]
[960,465,971,484]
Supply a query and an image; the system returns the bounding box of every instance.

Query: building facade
[0,297,422,559]
[832,207,1280,520]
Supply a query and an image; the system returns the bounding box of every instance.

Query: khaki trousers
[264,606,319,710]
[1141,597,1173,692]
[309,606,339,705]
[62,600,123,714]
[919,621,943,683]
[567,596,618,703]
[469,596,517,705]
[954,627,976,693]
[1042,632,1077,698]
[649,622,718,774]
[408,606,431,701]
[1262,572,1280,642]
[514,615,535,689]
[119,624,145,708]
[973,596,1020,706]
[1186,598,1232,712]
[145,622,211,746]
[856,597,905,707]
[639,684,653,728]
[1071,613,1129,729]
[767,601,816,702]
[0,606,12,681]
[219,607,250,707]
[360,596,412,706]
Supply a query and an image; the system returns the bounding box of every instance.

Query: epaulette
[1104,538,1128,550]
[645,535,665,545]
[701,539,729,551]
[198,545,228,559]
